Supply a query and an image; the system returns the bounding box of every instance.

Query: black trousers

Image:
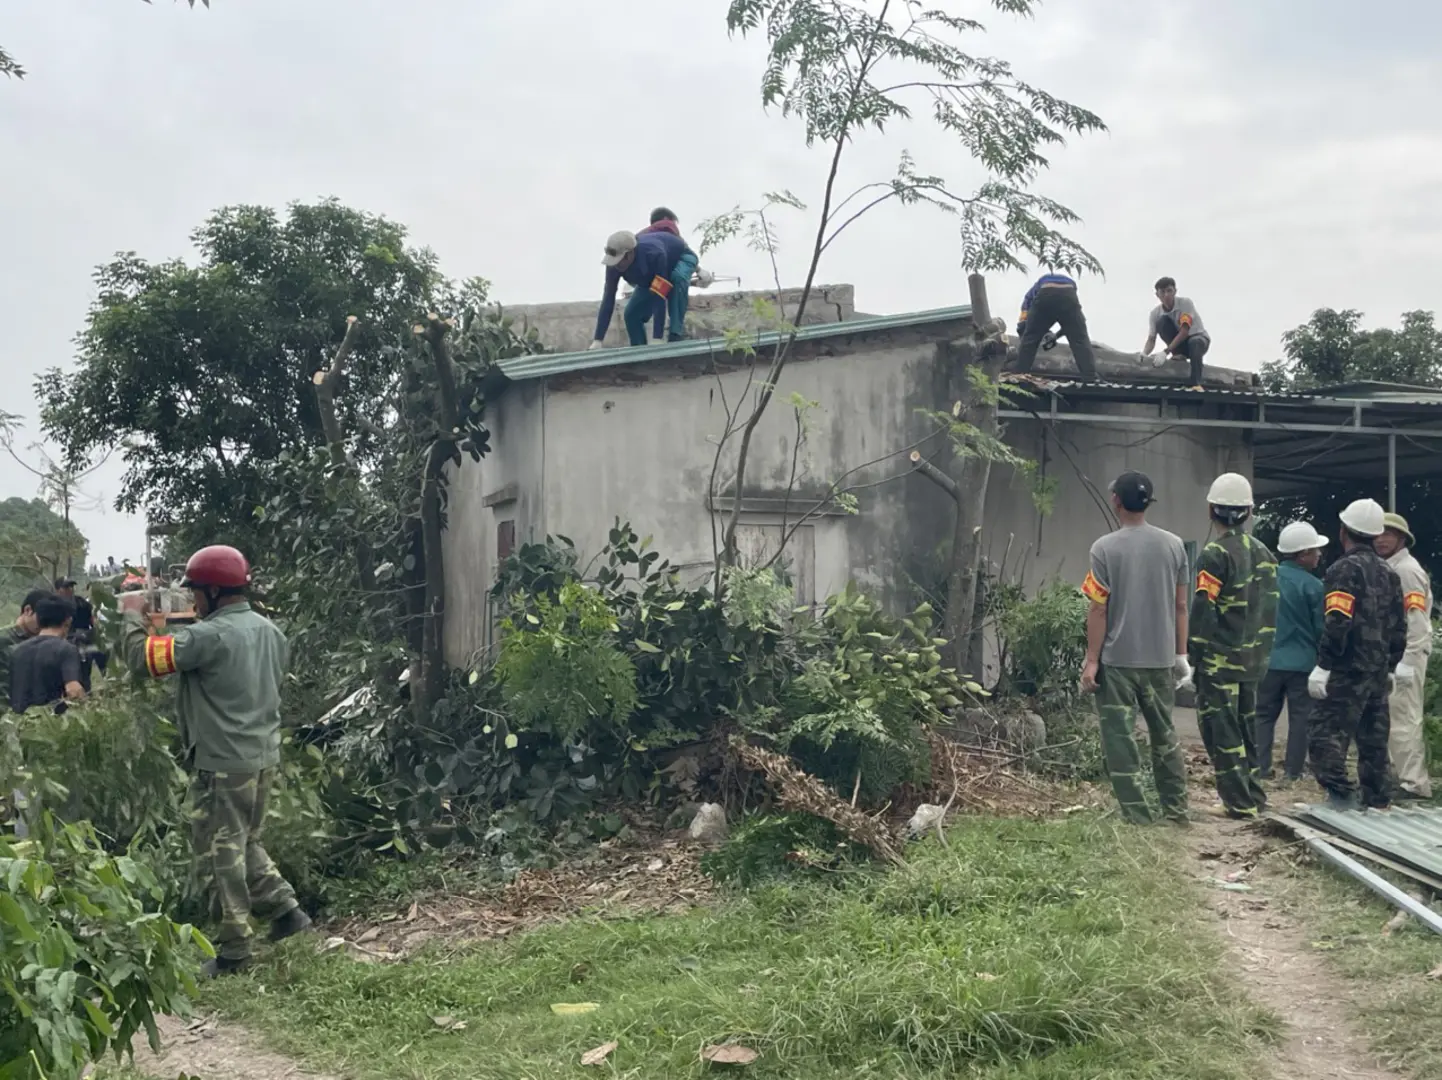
[1155,313,1210,385]
[1015,286,1097,378]
[1254,669,1311,779]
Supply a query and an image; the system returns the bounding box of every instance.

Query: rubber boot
[201,955,251,979]
[269,906,313,942]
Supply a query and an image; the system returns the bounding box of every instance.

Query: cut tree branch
[908,450,958,499]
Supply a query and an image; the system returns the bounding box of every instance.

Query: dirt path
[1174,760,1405,1080]
[123,1013,343,1080]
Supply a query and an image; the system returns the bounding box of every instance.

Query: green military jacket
[1188,526,1279,682]
[120,602,288,773]
[0,624,30,703]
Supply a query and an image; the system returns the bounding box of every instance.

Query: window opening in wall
[497,519,516,561]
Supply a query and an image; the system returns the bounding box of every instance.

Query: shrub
[700,813,867,886]
[995,579,1089,703]
[0,815,208,1079]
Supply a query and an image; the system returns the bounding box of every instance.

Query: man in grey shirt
[1080,471,1193,824]
[1142,276,1211,388]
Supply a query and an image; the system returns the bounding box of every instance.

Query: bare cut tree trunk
[943,275,1008,674]
[412,313,461,722]
[311,315,378,594]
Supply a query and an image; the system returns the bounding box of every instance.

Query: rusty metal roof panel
[1297,804,1442,879]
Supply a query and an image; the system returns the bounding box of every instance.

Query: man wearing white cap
[590,228,689,350]
[1373,512,1434,799]
[1254,521,1327,782]
[1307,498,1408,810]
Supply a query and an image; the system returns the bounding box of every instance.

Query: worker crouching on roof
[637,207,714,342]
[1188,473,1278,819]
[1012,270,1098,380]
[1306,499,1408,811]
[590,227,689,350]
[1373,512,1433,800]
[119,545,311,976]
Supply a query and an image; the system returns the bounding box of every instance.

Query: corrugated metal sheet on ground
[1297,804,1442,880]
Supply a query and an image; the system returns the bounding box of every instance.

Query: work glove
[1307,666,1331,700]
[1173,654,1193,691]
[694,267,715,288]
[588,340,604,351]
[1150,352,1168,368]
[1394,662,1416,687]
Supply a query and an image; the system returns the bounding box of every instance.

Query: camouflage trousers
[1096,666,1188,824]
[1195,675,1267,818]
[1309,674,1392,808]
[191,769,299,961]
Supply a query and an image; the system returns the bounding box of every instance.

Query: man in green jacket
[1189,473,1279,818]
[1254,521,1327,782]
[120,544,310,976]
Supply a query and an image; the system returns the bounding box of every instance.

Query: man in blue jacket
[1254,520,1327,781]
[1013,270,1098,379]
[590,228,688,349]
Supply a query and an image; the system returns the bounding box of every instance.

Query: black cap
[53,577,76,590]
[1110,471,1155,512]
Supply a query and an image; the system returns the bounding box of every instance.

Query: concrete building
[443,287,1442,666]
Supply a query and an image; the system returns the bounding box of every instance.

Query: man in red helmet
[119,544,310,976]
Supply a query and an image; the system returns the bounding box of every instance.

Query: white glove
[694,267,715,288]
[1394,662,1416,686]
[1307,666,1331,700]
[1150,352,1167,368]
[588,340,604,351]
[1173,654,1192,690]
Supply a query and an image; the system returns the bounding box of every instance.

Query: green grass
[190,816,1277,1080]
[1270,849,1442,1079]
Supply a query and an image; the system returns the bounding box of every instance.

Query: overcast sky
[4,0,1440,566]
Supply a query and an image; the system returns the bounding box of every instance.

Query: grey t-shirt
[1083,522,1189,668]
[1149,298,1209,342]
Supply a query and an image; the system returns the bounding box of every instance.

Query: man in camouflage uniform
[1307,499,1408,811]
[1189,473,1278,818]
[1080,471,1192,825]
[120,544,311,976]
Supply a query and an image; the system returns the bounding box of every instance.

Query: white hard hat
[1276,521,1328,554]
[602,230,637,267]
[1206,472,1253,507]
[1339,498,1386,537]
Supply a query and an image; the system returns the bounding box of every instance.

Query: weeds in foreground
[197,816,1277,1080]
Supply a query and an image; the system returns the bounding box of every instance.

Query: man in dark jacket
[0,589,46,705]
[590,228,688,349]
[1188,472,1278,819]
[1307,499,1409,810]
[1012,270,1098,379]
[1254,521,1327,781]
[637,208,713,342]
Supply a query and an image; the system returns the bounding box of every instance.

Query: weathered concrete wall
[441,319,1259,667]
[496,284,858,354]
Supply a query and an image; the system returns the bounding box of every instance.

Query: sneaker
[269,907,313,943]
[201,955,251,979]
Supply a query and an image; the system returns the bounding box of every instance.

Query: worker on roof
[589,227,689,350]
[1306,499,1408,811]
[119,544,311,976]
[1189,473,1278,819]
[1254,521,1328,783]
[1012,269,1098,380]
[1142,277,1211,389]
[1079,471,1191,825]
[637,208,714,343]
[1373,512,1433,800]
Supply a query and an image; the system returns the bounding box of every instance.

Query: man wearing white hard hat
[1373,512,1433,799]
[1254,522,1328,782]
[1188,472,1278,818]
[1307,498,1408,811]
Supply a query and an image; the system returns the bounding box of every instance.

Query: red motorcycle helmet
[180,545,251,589]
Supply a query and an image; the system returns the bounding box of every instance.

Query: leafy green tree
[1258,307,1442,568]
[40,200,439,532]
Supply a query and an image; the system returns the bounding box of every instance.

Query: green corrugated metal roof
[1298,804,1442,880]
[495,303,975,383]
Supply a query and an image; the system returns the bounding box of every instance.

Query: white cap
[602,230,637,267]
[1206,472,1253,507]
[1277,521,1328,554]
[1339,498,1386,537]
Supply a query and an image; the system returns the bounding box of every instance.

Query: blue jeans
[652,253,698,341]
[623,287,661,346]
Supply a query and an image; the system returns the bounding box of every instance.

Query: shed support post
[1388,434,1397,511]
